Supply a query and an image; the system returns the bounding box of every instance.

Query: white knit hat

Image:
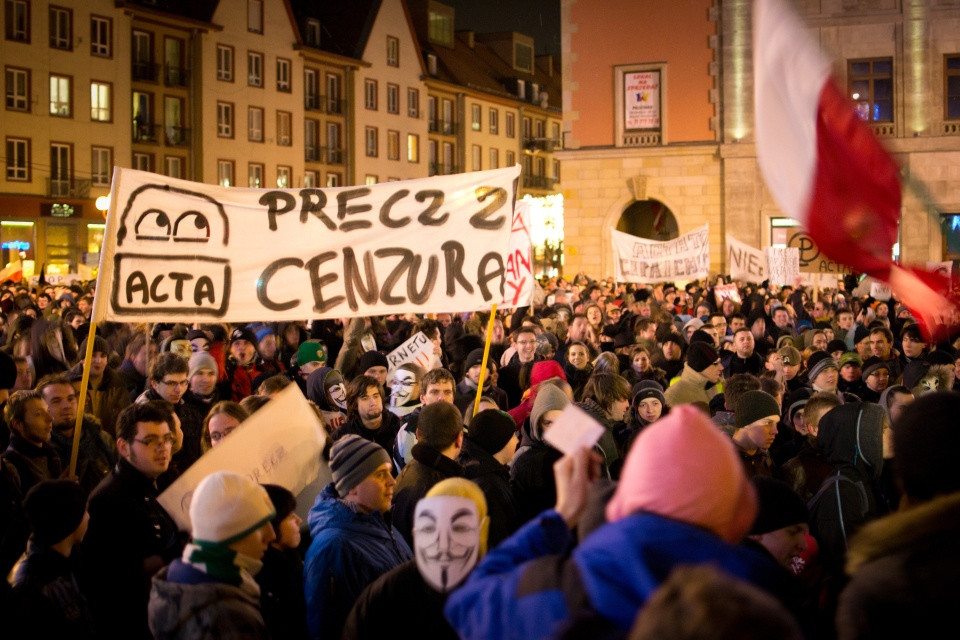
[189,471,276,544]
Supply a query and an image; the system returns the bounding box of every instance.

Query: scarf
[183,541,263,594]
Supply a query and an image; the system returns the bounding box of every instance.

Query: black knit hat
[23,480,87,546]
[893,391,960,501]
[735,390,781,429]
[262,483,297,533]
[613,331,636,349]
[686,342,719,373]
[827,339,847,354]
[688,329,714,346]
[926,350,955,366]
[806,351,837,382]
[853,325,871,345]
[861,357,889,379]
[357,350,388,373]
[632,380,666,407]
[467,409,516,456]
[230,327,258,346]
[749,477,808,535]
[464,347,487,372]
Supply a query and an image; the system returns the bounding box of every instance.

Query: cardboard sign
[786,230,854,275]
[158,384,329,531]
[612,225,709,283]
[870,281,892,301]
[386,331,435,373]
[765,247,800,285]
[714,283,742,306]
[543,403,606,456]
[92,166,531,323]
[725,235,766,283]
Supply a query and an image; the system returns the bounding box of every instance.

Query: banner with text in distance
[726,235,767,283]
[612,225,709,283]
[92,166,531,323]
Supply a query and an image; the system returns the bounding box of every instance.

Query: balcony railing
[325,148,344,164]
[523,137,560,152]
[132,61,159,82]
[47,178,90,198]
[165,126,191,146]
[522,174,556,190]
[428,119,458,135]
[305,147,320,162]
[326,97,344,115]
[305,95,345,115]
[429,163,460,176]
[133,121,160,143]
[164,65,189,87]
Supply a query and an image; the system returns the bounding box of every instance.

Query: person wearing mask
[392,368,456,472]
[344,479,489,640]
[148,471,276,639]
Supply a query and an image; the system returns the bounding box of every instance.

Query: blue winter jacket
[445,509,787,639]
[303,483,412,640]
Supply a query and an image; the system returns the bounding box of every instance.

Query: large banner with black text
[92,166,532,322]
[612,225,709,283]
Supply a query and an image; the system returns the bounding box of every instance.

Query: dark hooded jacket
[306,366,347,428]
[809,402,887,579]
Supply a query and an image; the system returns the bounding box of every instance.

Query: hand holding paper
[543,403,606,456]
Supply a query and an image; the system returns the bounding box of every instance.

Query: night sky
[443,0,561,58]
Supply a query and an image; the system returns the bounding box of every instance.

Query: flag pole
[69,321,98,477]
[472,304,497,418]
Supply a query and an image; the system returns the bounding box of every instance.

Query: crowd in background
[0,270,958,639]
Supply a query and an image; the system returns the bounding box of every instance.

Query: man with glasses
[136,352,204,471]
[82,401,185,640]
[499,327,542,409]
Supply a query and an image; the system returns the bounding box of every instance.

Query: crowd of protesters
[0,271,958,639]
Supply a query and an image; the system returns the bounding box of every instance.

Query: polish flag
[753,0,955,338]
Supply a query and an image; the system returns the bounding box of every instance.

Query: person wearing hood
[808,402,890,590]
[256,484,307,640]
[616,381,666,455]
[575,372,630,476]
[303,435,411,640]
[510,384,569,524]
[344,478,489,639]
[305,366,348,431]
[148,471,276,639]
[455,348,509,415]
[507,359,567,428]
[837,392,960,640]
[663,342,723,410]
[446,406,790,639]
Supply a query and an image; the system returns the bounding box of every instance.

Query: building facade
[559,0,960,280]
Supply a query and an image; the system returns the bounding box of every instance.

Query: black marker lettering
[477,252,506,302]
[168,272,193,301]
[441,241,473,295]
[469,187,507,230]
[374,248,409,305]
[195,276,216,306]
[260,191,297,231]
[150,275,169,303]
[407,253,438,304]
[343,248,378,311]
[416,190,448,226]
[126,272,149,304]
[379,189,411,228]
[305,252,345,313]
[299,189,336,230]
[257,258,303,311]
[337,188,373,232]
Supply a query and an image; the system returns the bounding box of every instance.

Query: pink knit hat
[605,405,757,543]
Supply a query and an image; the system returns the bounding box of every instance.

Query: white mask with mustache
[413,496,480,593]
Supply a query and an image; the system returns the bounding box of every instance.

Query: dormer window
[514,41,533,73]
[305,19,320,47]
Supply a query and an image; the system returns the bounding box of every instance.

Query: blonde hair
[425,478,490,557]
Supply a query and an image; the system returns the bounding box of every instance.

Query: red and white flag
[753,0,955,338]
[0,260,22,283]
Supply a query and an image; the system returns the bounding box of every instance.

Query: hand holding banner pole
[472,304,497,418]
[69,321,98,477]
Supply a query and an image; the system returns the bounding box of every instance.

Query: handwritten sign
[624,70,661,130]
[870,281,892,301]
[726,235,766,283]
[91,166,531,323]
[714,283,742,306]
[158,384,329,531]
[765,247,800,285]
[543,403,606,456]
[612,225,709,283]
[386,331,434,373]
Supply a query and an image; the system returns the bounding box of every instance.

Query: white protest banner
[386,330,434,373]
[714,283,742,307]
[543,403,606,457]
[765,247,800,285]
[870,281,892,302]
[725,235,766,283]
[158,384,329,530]
[611,225,709,283]
[92,166,530,323]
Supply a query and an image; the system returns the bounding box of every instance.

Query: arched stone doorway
[616,199,679,241]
